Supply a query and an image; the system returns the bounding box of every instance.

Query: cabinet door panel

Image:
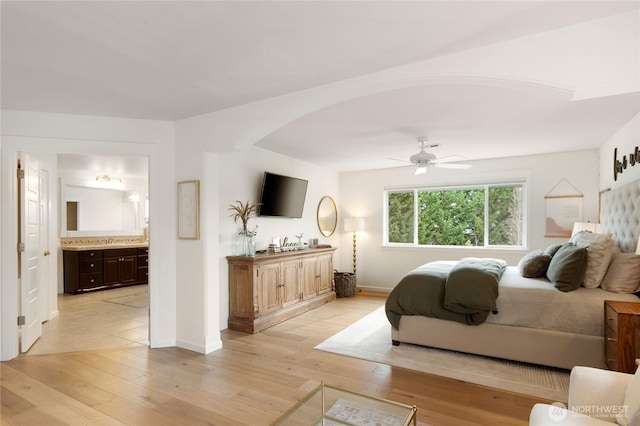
[103,257,121,286]
[301,258,318,300]
[281,260,301,307]
[120,256,138,284]
[317,254,333,294]
[258,263,280,315]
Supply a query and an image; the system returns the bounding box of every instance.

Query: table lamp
[571,222,600,237]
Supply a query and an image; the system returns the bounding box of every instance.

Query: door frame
[1,136,158,361]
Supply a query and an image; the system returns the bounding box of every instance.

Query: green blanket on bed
[385,257,506,329]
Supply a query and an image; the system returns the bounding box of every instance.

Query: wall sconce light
[95,175,122,183]
[90,174,125,190]
[571,222,601,237]
[344,217,365,287]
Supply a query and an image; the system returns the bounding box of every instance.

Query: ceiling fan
[389,137,472,175]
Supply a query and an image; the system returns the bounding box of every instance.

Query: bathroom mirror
[317,196,337,237]
[58,153,149,237]
[60,179,146,237]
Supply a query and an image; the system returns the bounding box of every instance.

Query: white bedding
[431,261,639,336]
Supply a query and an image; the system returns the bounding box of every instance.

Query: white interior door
[39,168,51,322]
[20,153,42,352]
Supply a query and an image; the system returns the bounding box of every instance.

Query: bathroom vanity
[62,241,148,294]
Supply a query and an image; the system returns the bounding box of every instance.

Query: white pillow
[601,250,640,293]
[617,367,640,426]
[569,231,613,288]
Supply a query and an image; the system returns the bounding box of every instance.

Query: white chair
[529,366,640,426]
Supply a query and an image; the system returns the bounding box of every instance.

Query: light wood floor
[2,292,549,425]
[25,285,149,355]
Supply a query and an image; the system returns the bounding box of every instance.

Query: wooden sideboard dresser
[227,247,336,333]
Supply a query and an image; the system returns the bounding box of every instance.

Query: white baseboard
[357,286,391,294]
[175,338,223,354]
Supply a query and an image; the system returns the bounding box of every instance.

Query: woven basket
[334,271,355,298]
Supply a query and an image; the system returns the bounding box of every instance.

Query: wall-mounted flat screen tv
[258,172,308,218]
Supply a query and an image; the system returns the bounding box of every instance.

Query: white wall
[339,150,599,292]
[216,146,341,329]
[599,113,640,190]
[0,110,177,360]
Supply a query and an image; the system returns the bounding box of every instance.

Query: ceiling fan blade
[415,166,428,175]
[435,154,465,162]
[387,157,411,164]
[433,162,472,169]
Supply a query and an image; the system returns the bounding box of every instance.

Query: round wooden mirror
[317,196,337,237]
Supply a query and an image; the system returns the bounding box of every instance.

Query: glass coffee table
[271,383,417,425]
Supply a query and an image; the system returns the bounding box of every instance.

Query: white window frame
[384,181,528,249]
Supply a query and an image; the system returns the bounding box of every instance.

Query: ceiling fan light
[415,166,428,175]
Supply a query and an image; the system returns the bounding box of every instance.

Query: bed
[385,179,640,370]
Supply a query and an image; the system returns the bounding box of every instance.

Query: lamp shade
[571,222,600,237]
[344,217,365,233]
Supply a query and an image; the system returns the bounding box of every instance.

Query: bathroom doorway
[26,153,151,355]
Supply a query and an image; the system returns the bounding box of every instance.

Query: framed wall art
[544,195,583,237]
[544,178,583,238]
[177,180,200,240]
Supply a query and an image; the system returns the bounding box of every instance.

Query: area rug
[315,306,569,401]
[103,292,149,308]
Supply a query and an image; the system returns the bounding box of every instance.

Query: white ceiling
[2,1,639,173]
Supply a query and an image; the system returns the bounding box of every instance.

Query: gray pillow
[544,244,563,257]
[517,250,552,278]
[546,243,588,292]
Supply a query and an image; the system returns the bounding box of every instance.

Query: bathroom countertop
[62,242,149,251]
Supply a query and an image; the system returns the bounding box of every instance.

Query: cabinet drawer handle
[607,338,617,342]
[90,263,94,268]
[90,279,95,283]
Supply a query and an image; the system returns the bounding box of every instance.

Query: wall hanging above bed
[544,178,583,238]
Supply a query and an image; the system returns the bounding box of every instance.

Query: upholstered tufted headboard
[600,179,640,253]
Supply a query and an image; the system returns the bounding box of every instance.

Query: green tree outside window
[386,183,524,247]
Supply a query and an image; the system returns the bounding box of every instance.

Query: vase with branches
[228,200,260,256]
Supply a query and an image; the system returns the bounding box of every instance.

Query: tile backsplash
[60,235,146,247]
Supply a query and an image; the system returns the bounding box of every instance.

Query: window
[386,183,525,247]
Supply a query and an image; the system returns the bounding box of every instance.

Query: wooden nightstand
[605,300,640,373]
